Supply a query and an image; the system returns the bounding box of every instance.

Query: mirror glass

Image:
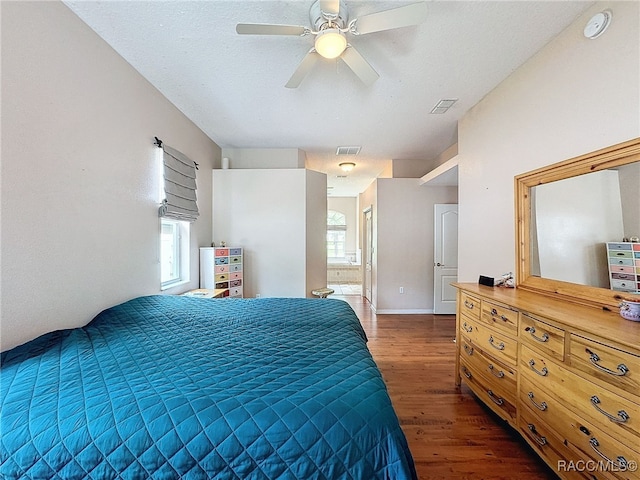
[529,162,640,289]
[516,138,640,309]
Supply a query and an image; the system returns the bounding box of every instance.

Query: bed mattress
[1,296,416,479]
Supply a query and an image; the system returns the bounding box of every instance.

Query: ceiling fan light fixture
[339,161,356,172]
[314,28,347,59]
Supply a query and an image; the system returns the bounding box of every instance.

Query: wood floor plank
[337,295,558,480]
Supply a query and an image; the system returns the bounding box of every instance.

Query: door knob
[436,262,443,266]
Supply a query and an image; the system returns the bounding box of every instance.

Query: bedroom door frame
[433,204,458,314]
[363,206,373,304]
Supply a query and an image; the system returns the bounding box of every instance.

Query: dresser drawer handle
[462,366,472,379]
[462,322,473,333]
[488,336,505,351]
[527,391,548,411]
[463,343,474,356]
[487,389,504,406]
[590,396,630,423]
[525,326,549,343]
[464,300,474,310]
[487,364,505,378]
[490,308,510,323]
[588,438,628,469]
[527,424,547,446]
[586,349,629,376]
[528,359,548,376]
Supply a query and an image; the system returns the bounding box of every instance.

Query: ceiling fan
[236,0,428,88]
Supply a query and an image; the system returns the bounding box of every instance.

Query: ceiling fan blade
[354,2,428,35]
[340,46,379,86]
[236,23,307,36]
[319,0,340,15]
[285,50,321,88]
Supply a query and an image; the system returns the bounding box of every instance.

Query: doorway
[363,206,373,303]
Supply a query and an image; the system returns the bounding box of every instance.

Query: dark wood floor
[337,295,558,480]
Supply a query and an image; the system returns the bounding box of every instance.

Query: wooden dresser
[454,283,640,480]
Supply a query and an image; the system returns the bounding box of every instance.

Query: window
[327,210,347,261]
[160,217,190,289]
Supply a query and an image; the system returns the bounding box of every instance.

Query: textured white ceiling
[64,0,593,196]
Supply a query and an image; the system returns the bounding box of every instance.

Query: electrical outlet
[399,287,404,294]
[255,294,261,298]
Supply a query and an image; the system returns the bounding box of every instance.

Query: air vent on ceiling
[430,98,458,114]
[336,146,361,156]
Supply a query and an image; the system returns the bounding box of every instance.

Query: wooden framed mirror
[515,137,640,310]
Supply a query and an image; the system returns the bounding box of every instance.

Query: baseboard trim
[373,308,434,314]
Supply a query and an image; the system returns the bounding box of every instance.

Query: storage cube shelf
[200,247,243,297]
[606,242,640,294]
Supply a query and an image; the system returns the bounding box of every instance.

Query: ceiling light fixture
[339,162,356,172]
[314,28,347,59]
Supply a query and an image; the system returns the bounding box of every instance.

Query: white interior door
[434,204,458,314]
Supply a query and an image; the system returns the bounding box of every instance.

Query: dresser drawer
[461,318,518,366]
[520,344,563,391]
[520,312,565,361]
[214,257,229,265]
[611,266,636,275]
[215,273,229,282]
[460,362,517,424]
[564,418,639,480]
[610,258,635,267]
[230,272,242,280]
[520,378,639,480]
[521,360,640,454]
[610,251,634,259]
[609,243,634,252]
[481,300,518,336]
[229,248,242,256]
[215,265,229,274]
[518,405,592,480]
[215,248,229,256]
[611,279,638,292]
[459,336,517,402]
[569,335,640,400]
[229,264,242,272]
[459,291,481,320]
[612,273,637,281]
[229,286,243,297]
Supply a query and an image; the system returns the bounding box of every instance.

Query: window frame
[327,210,348,263]
[160,218,190,289]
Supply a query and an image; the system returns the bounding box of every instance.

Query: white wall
[457,1,640,282]
[534,171,623,288]
[362,178,457,313]
[1,1,218,351]
[619,163,640,238]
[220,148,306,169]
[212,169,326,298]
[306,171,329,293]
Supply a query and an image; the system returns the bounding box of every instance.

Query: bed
[0,296,416,479]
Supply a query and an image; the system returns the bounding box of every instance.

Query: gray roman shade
[159,144,199,222]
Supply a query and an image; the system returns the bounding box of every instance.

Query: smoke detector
[584,10,612,39]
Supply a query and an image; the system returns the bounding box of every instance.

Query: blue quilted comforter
[1,296,416,479]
